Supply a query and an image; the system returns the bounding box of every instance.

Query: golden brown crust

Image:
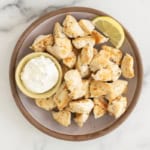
[63,51,77,68]
[47,37,72,59]
[80,45,94,65]
[63,15,85,38]
[76,56,90,78]
[74,113,89,127]
[121,53,135,78]
[53,22,67,38]
[53,83,71,110]
[64,69,86,99]
[72,36,95,49]
[35,97,56,111]
[92,62,121,81]
[93,97,108,119]
[92,30,108,44]
[106,80,128,101]
[46,22,72,59]
[90,52,110,72]
[82,80,90,98]
[69,99,94,114]
[30,34,54,52]
[52,110,71,127]
[90,80,111,97]
[101,45,123,64]
[79,19,95,34]
[107,96,127,118]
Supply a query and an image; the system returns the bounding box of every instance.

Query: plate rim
[9,6,143,141]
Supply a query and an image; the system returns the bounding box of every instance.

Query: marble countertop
[0,0,150,149]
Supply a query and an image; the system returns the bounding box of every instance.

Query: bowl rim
[15,52,63,99]
[9,7,143,141]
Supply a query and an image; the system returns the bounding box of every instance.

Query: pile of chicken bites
[30,15,135,127]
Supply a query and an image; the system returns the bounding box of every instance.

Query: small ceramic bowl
[15,52,62,99]
[9,7,143,141]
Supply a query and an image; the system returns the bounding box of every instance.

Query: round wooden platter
[9,7,143,141]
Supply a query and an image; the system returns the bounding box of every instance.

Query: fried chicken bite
[101,45,123,65]
[31,34,53,52]
[69,99,94,114]
[52,110,71,127]
[121,53,135,78]
[90,80,111,98]
[53,22,66,38]
[72,36,95,49]
[92,62,121,81]
[82,79,90,98]
[79,19,95,34]
[63,15,85,38]
[63,51,77,68]
[80,44,94,65]
[53,83,71,111]
[106,80,128,101]
[107,96,127,118]
[93,97,108,119]
[47,22,72,59]
[64,69,82,92]
[90,52,110,72]
[74,113,89,127]
[76,56,90,78]
[92,30,108,44]
[35,97,56,111]
[64,69,85,99]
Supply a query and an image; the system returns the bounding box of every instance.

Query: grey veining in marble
[0,0,150,150]
[0,0,80,32]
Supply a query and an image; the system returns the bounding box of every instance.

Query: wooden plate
[9,7,143,141]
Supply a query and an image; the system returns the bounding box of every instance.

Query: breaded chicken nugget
[76,56,90,78]
[47,23,72,59]
[106,80,128,101]
[93,97,108,119]
[72,36,95,49]
[82,79,90,98]
[47,38,72,59]
[74,113,89,127]
[79,19,95,34]
[63,51,77,68]
[80,44,94,65]
[53,22,66,38]
[52,110,71,127]
[53,83,71,110]
[107,96,127,118]
[90,53,110,72]
[64,69,82,92]
[31,34,53,52]
[121,53,135,78]
[92,30,108,44]
[92,62,121,81]
[63,15,85,38]
[69,99,94,114]
[35,97,56,111]
[64,69,85,99]
[90,80,111,98]
[101,45,123,64]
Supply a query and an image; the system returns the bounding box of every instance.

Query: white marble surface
[0,0,150,149]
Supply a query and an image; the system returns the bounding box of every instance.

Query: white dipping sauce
[21,56,59,93]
